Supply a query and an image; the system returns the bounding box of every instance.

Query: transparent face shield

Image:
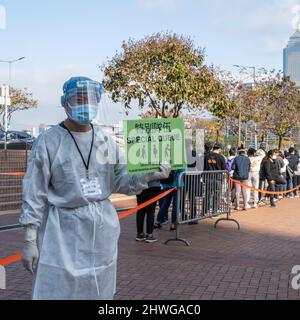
[64,80,102,125]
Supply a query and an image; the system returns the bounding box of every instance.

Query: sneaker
[160,220,169,226]
[170,224,177,231]
[136,233,146,242]
[145,234,158,243]
[153,222,162,229]
[243,206,251,211]
[295,195,299,198]
[270,202,276,208]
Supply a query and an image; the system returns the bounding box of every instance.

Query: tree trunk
[278,135,283,150]
[237,109,242,148]
[216,129,220,143]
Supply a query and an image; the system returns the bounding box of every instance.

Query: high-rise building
[283,30,300,87]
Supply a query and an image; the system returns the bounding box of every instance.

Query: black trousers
[136,187,162,235]
[268,177,287,201]
[186,175,201,219]
[292,175,300,195]
[203,178,222,215]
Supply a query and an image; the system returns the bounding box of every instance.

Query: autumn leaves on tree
[0,87,37,130]
[102,32,228,119]
[102,33,300,148]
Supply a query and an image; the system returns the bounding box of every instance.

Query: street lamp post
[0,57,26,150]
[230,79,244,148]
[233,64,257,148]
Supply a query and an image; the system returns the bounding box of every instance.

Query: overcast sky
[0,0,299,130]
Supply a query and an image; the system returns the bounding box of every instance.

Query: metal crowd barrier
[165,171,240,246]
[0,149,29,213]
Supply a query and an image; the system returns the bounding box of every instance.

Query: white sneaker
[257,201,265,207]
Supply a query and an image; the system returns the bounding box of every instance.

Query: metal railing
[165,171,240,246]
[0,148,29,213]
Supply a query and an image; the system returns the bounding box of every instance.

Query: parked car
[0,131,35,150]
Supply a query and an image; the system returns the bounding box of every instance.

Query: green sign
[125,118,187,174]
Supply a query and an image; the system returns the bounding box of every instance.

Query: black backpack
[286,165,295,180]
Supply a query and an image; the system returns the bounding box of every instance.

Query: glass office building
[283,30,300,87]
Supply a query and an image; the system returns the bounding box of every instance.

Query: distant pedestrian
[274,149,285,199]
[204,141,214,156]
[186,139,200,223]
[155,169,185,231]
[204,143,227,171]
[261,150,287,208]
[257,143,267,157]
[227,148,237,204]
[135,181,162,243]
[247,148,264,208]
[203,143,226,215]
[226,148,237,176]
[232,148,251,211]
[288,147,300,198]
[285,151,295,198]
[295,160,300,196]
[279,151,289,196]
[258,153,268,205]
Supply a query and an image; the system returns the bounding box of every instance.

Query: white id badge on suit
[62,123,102,199]
[80,177,102,198]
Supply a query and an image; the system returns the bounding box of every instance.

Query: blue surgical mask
[65,104,98,125]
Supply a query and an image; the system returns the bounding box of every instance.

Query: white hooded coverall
[20,124,150,300]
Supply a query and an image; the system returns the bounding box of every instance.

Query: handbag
[286,165,295,180]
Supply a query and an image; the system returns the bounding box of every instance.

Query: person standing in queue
[232,148,251,211]
[261,150,286,208]
[135,180,162,243]
[203,143,227,215]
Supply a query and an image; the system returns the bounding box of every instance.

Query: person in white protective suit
[20,76,170,300]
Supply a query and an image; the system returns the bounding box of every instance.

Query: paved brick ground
[1,197,300,300]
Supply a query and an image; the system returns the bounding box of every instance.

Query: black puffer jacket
[259,158,268,180]
[261,159,281,181]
